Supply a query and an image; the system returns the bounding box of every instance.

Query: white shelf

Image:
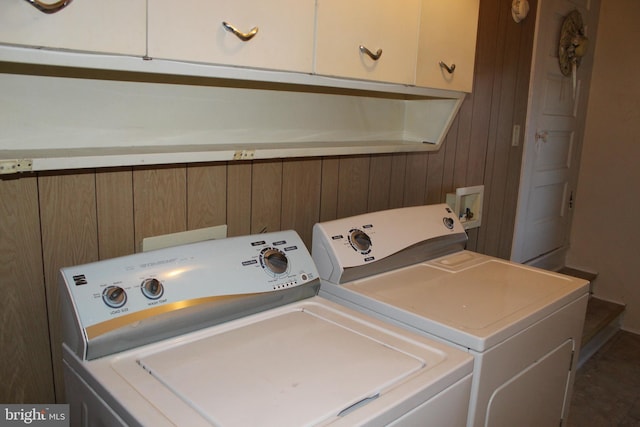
[0,140,444,173]
[0,45,466,173]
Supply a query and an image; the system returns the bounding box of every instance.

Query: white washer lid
[343,256,588,351]
[136,308,424,426]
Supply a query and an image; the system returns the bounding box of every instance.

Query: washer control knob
[350,229,372,252]
[141,278,164,300]
[262,248,288,275]
[443,217,455,230]
[102,286,127,309]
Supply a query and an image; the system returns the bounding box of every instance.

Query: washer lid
[133,306,428,426]
[342,255,588,351]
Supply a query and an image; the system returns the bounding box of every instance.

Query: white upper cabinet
[416,0,480,92]
[0,0,146,56]
[315,0,421,85]
[148,0,316,73]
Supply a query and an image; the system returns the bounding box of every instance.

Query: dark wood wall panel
[0,0,537,404]
[133,166,187,248]
[282,159,322,247]
[251,160,283,234]
[0,175,53,403]
[336,156,371,218]
[96,168,135,259]
[187,163,227,231]
[319,158,340,222]
[39,171,99,401]
[226,162,252,236]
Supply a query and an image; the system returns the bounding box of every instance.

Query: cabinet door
[148,0,315,73]
[0,0,146,56]
[416,0,479,92]
[315,0,421,85]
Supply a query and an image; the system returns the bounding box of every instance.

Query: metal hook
[359,45,383,61]
[222,21,259,42]
[439,61,456,74]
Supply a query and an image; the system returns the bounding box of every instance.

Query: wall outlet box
[142,225,228,252]
[446,185,484,230]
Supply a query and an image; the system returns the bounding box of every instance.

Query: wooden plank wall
[0,0,536,405]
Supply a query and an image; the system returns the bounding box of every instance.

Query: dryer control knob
[443,217,455,230]
[141,278,164,300]
[102,286,127,309]
[349,229,372,252]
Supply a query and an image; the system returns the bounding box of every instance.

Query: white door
[511,0,599,267]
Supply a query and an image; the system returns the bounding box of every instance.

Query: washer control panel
[60,230,318,331]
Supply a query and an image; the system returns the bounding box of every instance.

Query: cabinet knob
[222,21,259,42]
[439,61,456,74]
[359,45,383,61]
[23,0,73,14]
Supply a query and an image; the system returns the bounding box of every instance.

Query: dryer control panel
[312,204,467,284]
[60,230,319,360]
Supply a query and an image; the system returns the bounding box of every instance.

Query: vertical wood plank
[336,156,370,218]
[367,154,393,212]
[39,170,98,401]
[133,165,187,250]
[426,149,446,205]
[96,168,135,259]
[281,158,322,248]
[251,160,283,234]
[403,152,429,206]
[187,162,227,231]
[0,175,53,403]
[226,162,252,237]
[319,157,340,221]
[389,153,407,208]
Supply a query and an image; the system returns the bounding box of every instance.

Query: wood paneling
[319,157,340,221]
[0,175,53,403]
[281,159,322,249]
[367,154,394,212]
[187,162,227,230]
[133,165,187,250]
[226,162,252,237]
[251,161,283,234]
[336,156,370,218]
[96,168,135,259]
[0,0,537,404]
[403,152,429,206]
[39,171,99,401]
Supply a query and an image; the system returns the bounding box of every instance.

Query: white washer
[312,204,589,427]
[60,230,473,427]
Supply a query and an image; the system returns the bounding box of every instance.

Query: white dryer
[60,230,473,427]
[312,204,589,427]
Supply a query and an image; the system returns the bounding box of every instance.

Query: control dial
[443,217,455,230]
[102,286,127,309]
[261,248,289,276]
[349,229,372,253]
[140,278,164,300]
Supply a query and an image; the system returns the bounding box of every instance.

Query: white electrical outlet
[142,225,228,252]
[511,124,521,147]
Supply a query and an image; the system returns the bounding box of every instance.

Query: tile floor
[566,330,640,426]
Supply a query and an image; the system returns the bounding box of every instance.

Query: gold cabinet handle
[359,45,383,61]
[439,61,456,74]
[222,21,259,42]
[23,0,73,14]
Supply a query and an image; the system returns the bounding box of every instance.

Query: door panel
[511,0,598,266]
[486,339,574,426]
